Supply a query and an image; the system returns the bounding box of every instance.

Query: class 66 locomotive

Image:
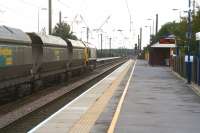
[0,25,97,99]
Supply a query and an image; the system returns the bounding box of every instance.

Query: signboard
[196,32,200,41]
[185,55,193,62]
[159,38,175,44]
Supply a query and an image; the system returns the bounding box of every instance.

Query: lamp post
[124,37,129,56]
[187,0,192,84]
[81,27,89,42]
[172,8,182,22]
[81,27,86,41]
[145,25,151,45]
[147,18,154,35]
[109,37,112,57]
[92,29,104,57]
[48,0,52,35]
[37,7,47,32]
[196,32,200,85]
[117,29,124,56]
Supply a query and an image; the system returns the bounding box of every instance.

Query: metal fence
[173,55,199,84]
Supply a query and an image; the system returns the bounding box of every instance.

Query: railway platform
[109,60,200,133]
[29,59,200,133]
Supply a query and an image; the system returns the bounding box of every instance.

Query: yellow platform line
[107,60,137,133]
[68,60,133,133]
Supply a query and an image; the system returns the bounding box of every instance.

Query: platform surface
[114,60,200,133]
[28,60,133,133]
[28,59,200,133]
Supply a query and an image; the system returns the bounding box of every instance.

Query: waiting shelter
[149,35,176,66]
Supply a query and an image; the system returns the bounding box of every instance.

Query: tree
[191,10,200,54]
[52,22,78,41]
[151,9,200,55]
[152,21,187,44]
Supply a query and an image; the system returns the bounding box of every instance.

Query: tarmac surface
[114,60,200,133]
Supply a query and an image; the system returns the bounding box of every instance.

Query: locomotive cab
[82,41,97,69]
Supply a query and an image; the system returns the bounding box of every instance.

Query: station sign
[185,55,193,62]
[196,32,200,41]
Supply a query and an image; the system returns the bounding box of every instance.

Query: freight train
[0,25,97,99]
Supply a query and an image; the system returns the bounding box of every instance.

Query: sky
[0,0,198,49]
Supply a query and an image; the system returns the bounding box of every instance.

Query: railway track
[0,57,122,105]
[0,58,128,133]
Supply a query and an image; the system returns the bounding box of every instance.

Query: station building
[148,35,176,66]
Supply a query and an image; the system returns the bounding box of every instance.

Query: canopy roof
[151,42,176,48]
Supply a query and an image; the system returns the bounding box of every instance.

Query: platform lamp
[146,18,154,35]
[172,8,182,22]
[196,32,200,85]
[37,7,47,33]
[186,0,192,84]
[145,26,151,45]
